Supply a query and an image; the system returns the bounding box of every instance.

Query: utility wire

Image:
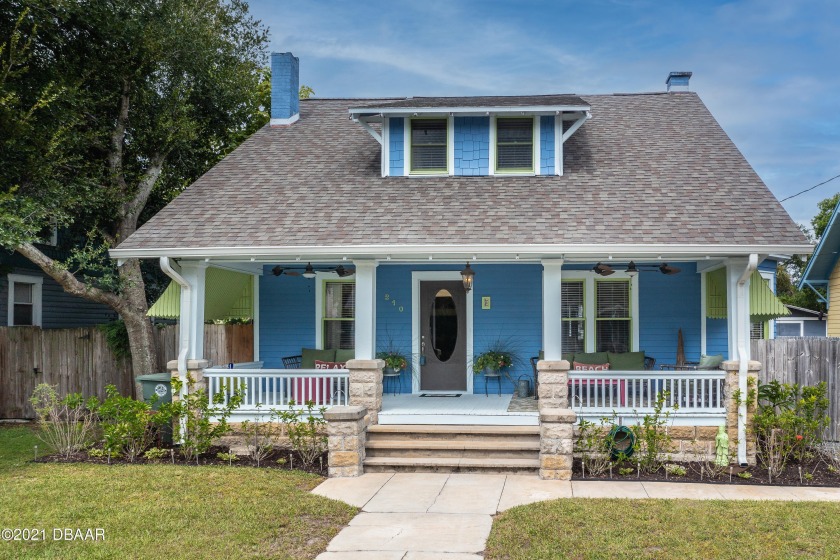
[780,173,840,202]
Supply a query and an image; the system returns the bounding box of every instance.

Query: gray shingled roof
[352,94,588,110]
[116,92,807,252]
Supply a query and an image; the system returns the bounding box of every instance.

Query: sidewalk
[311,473,840,559]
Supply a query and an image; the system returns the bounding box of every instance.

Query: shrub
[665,464,686,477]
[631,390,677,473]
[575,418,613,476]
[240,405,279,467]
[160,373,243,462]
[686,439,731,480]
[143,447,167,461]
[277,401,327,469]
[754,381,830,480]
[93,385,170,463]
[29,384,98,459]
[216,452,239,462]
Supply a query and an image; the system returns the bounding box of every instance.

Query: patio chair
[282,355,302,369]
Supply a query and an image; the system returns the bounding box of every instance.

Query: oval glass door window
[429,289,458,362]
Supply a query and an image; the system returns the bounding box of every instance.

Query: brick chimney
[271,52,300,125]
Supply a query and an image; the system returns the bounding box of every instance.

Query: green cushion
[334,349,355,363]
[301,348,336,369]
[608,351,646,371]
[698,354,724,370]
[573,352,609,365]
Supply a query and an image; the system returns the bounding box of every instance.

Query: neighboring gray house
[775,305,827,337]
[1,243,117,328]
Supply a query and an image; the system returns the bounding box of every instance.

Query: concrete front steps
[363,424,540,474]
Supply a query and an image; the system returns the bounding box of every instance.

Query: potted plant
[472,349,514,377]
[377,350,408,376]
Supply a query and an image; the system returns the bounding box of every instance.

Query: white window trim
[382,117,390,177]
[560,270,639,353]
[554,115,563,176]
[775,320,804,337]
[411,271,474,394]
[7,274,43,327]
[314,272,356,349]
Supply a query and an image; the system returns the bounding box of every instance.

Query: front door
[420,281,467,391]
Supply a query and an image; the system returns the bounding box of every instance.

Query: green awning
[706,268,790,321]
[147,267,254,321]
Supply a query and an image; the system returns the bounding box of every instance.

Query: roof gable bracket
[803,281,828,305]
[353,118,383,146]
[561,111,591,143]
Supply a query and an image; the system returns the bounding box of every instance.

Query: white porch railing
[567,370,727,426]
[204,368,350,417]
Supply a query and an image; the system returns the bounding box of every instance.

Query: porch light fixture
[592,262,615,276]
[460,262,475,292]
[302,263,316,279]
[625,261,639,277]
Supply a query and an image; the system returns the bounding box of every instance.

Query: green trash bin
[135,373,173,445]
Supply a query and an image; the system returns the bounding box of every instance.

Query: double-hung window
[595,280,631,353]
[7,274,43,326]
[561,281,586,353]
[323,281,355,350]
[410,119,448,173]
[558,273,636,354]
[495,117,534,172]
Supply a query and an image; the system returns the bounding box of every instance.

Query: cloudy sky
[250,0,839,231]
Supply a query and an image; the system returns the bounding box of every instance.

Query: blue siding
[1,266,116,328]
[270,53,299,121]
[638,262,703,365]
[258,267,316,368]
[539,116,555,175]
[388,118,405,176]
[454,117,490,176]
[706,319,729,357]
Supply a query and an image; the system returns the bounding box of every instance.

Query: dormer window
[495,117,534,173]
[410,119,448,174]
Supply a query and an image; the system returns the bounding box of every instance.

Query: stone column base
[324,406,367,477]
[722,359,760,465]
[540,407,576,480]
[346,359,384,426]
[537,360,570,412]
[167,359,210,396]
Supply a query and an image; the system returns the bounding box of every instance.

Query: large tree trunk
[118,258,158,376]
[14,243,159,378]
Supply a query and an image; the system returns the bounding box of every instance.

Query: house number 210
[383,294,404,312]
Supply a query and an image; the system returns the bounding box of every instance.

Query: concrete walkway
[312,473,840,559]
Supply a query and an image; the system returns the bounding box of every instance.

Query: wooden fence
[0,324,253,419]
[751,338,840,441]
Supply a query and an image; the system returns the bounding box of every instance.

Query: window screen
[12,282,34,326]
[324,282,355,349]
[561,281,585,354]
[411,119,447,171]
[595,281,631,353]
[496,118,533,171]
[776,322,802,337]
[750,322,765,340]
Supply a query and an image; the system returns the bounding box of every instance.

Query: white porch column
[179,261,207,360]
[726,255,757,465]
[542,259,564,360]
[252,273,260,361]
[353,260,378,360]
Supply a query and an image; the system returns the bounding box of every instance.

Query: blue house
[112,54,808,473]
[2,238,117,328]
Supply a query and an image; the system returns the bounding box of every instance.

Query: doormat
[419,393,462,397]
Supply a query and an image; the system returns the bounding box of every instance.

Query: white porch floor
[379,394,540,426]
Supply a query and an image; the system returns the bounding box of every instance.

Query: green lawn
[487,498,840,560]
[0,426,356,560]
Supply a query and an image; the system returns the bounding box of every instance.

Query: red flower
[796,434,804,441]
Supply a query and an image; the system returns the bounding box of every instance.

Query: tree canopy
[0,0,269,374]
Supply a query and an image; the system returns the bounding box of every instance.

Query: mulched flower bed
[34,446,329,476]
[573,457,840,487]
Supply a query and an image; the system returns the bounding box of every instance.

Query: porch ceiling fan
[592,261,681,276]
[271,263,355,278]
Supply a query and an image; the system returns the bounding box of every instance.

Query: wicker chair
[282,355,302,369]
